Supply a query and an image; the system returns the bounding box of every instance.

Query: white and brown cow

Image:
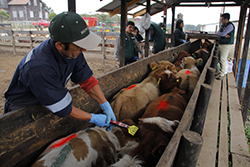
[32,126,139,167]
[110,62,180,123]
[111,117,179,167]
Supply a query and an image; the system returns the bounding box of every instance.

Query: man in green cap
[4,12,116,131]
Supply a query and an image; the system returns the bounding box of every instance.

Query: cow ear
[176,77,182,85]
[150,62,158,70]
[196,58,203,66]
[152,142,167,158]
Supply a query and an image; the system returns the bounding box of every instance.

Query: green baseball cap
[49,11,101,49]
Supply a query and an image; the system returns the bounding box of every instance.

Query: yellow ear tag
[152,66,156,70]
[128,125,139,136]
[177,79,179,82]
[157,78,161,85]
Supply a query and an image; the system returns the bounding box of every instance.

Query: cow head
[130,117,179,167]
[177,51,189,60]
[180,56,203,69]
[158,70,182,94]
[158,60,177,74]
[149,62,175,80]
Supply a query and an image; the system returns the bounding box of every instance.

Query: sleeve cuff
[78,75,99,94]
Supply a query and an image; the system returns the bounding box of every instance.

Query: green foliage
[80,13,120,23]
[49,12,57,21]
[244,110,250,154]
[0,11,10,21]
[184,24,201,31]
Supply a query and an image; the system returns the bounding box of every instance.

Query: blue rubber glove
[183,40,187,43]
[99,102,117,131]
[89,113,110,127]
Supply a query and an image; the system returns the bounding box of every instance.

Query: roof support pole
[163,4,168,34]
[171,6,175,46]
[68,0,76,12]
[233,0,249,78]
[144,0,150,57]
[239,10,250,124]
[119,0,127,67]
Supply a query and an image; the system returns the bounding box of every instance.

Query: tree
[0,11,10,22]
[80,13,121,24]
[49,12,57,20]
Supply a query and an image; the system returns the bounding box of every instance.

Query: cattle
[158,70,182,94]
[110,87,188,167]
[141,87,188,121]
[158,60,177,74]
[174,51,189,72]
[111,117,179,167]
[110,62,180,123]
[32,126,139,167]
[175,56,203,98]
[192,41,212,59]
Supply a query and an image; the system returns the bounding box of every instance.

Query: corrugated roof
[97,0,247,18]
[8,0,30,5]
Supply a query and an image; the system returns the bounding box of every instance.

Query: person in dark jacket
[132,26,144,58]
[114,21,144,66]
[174,19,186,47]
[148,22,166,54]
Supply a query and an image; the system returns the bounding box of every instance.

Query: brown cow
[32,126,139,167]
[111,88,187,167]
[176,56,202,98]
[110,62,180,123]
[158,60,177,74]
[141,87,188,121]
[174,51,189,72]
[111,117,179,167]
[158,70,182,95]
[192,41,212,59]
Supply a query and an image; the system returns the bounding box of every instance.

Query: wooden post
[68,0,76,12]
[29,31,33,49]
[144,0,150,57]
[190,83,212,135]
[11,30,16,56]
[171,6,175,46]
[205,67,216,86]
[174,130,203,167]
[119,0,126,67]
[163,4,168,34]
[101,31,106,65]
[233,1,248,78]
[237,10,250,100]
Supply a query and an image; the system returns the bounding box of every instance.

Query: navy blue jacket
[4,39,93,117]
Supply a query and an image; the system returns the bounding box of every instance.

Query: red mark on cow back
[185,70,191,75]
[157,100,169,110]
[50,134,77,149]
[125,84,136,90]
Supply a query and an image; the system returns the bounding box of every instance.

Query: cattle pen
[0,0,250,167]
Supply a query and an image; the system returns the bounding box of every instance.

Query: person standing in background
[148,22,166,54]
[174,19,186,47]
[132,26,144,59]
[216,13,235,80]
[114,21,144,66]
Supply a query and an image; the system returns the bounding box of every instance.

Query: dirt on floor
[0,46,118,115]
